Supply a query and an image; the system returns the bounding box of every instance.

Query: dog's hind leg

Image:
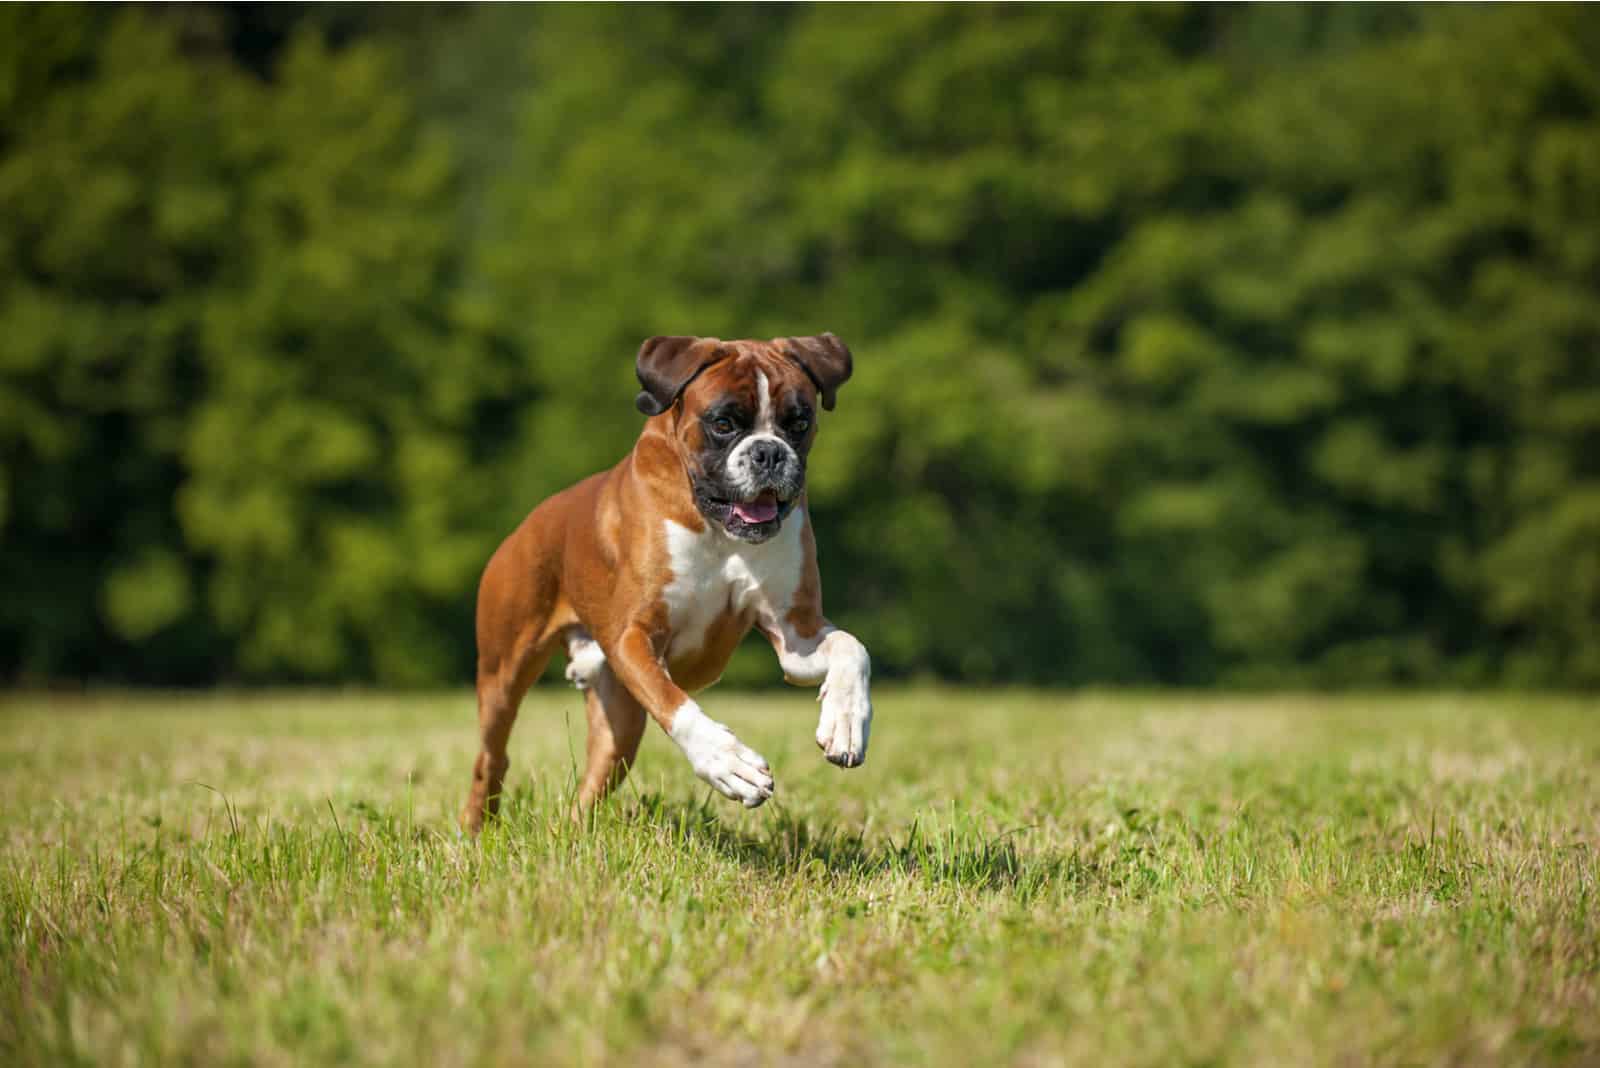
[575,664,647,814]
[462,516,570,834]
[460,634,552,834]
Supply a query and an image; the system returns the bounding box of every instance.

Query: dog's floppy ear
[783,333,853,411]
[635,335,720,416]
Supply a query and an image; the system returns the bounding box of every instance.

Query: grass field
[1,688,1597,1066]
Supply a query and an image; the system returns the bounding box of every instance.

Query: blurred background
[1,3,1597,690]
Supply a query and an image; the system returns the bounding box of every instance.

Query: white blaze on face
[726,367,799,501]
[754,368,774,432]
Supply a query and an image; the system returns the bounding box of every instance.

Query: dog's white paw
[816,647,871,768]
[670,702,774,808]
[564,634,606,690]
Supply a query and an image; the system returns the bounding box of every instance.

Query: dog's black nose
[749,439,785,474]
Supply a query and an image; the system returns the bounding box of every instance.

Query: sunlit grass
[2,689,1597,1065]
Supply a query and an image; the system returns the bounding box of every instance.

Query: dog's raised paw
[816,661,871,768]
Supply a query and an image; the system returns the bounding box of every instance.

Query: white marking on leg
[564,629,606,691]
[669,700,774,807]
[817,631,872,767]
[771,624,873,768]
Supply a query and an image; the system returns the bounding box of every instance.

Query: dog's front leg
[763,619,872,768]
[606,624,775,808]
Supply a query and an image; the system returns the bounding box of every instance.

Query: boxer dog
[460,334,872,832]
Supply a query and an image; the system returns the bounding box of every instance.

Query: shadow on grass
[612,793,1085,900]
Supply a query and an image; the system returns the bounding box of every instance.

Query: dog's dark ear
[635,335,719,416]
[783,333,853,411]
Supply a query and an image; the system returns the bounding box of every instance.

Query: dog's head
[635,333,852,543]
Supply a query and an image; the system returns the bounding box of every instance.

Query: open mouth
[730,490,781,525]
[694,479,797,540]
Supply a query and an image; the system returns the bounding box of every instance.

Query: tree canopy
[3,4,1598,687]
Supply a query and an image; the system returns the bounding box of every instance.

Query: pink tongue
[732,497,779,523]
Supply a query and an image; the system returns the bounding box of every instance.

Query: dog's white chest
[661,513,803,660]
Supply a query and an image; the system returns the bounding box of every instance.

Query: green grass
[2,689,1597,1066]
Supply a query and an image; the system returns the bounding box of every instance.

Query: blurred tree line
[2,4,1598,688]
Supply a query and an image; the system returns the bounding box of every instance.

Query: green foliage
[0,8,519,683]
[2,4,1598,685]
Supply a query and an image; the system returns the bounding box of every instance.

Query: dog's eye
[787,416,810,437]
[710,416,737,436]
